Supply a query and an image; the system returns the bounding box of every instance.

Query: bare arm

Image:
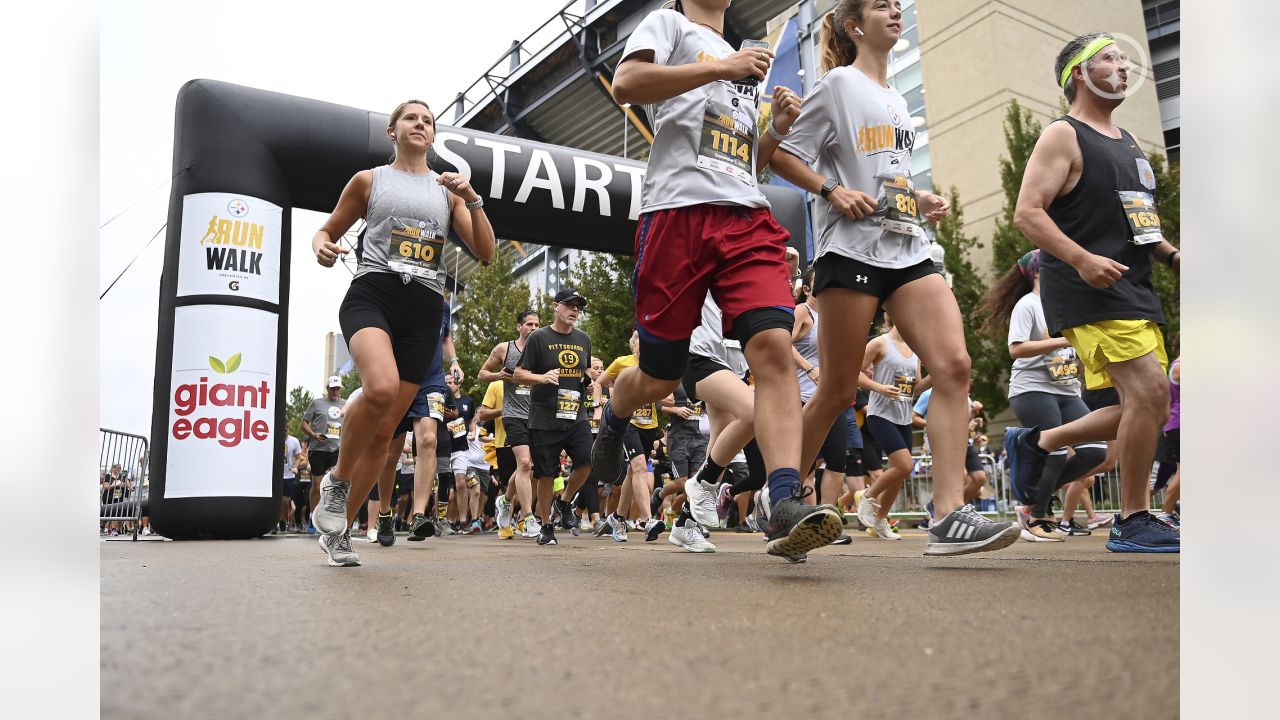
[1014,122,1128,289]
[1009,337,1073,359]
[756,85,801,173]
[313,171,371,267]
[441,173,496,264]
[476,403,503,423]
[612,48,770,106]
[477,343,509,383]
[514,367,557,386]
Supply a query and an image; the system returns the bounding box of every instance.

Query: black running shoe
[376,511,395,547]
[408,512,434,542]
[537,523,557,546]
[765,487,844,563]
[830,534,853,546]
[1106,510,1179,553]
[590,405,627,486]
[925,505,1019,556]
[1060,519,1092,536]
[644,517,665,542]
[554,496,577,531]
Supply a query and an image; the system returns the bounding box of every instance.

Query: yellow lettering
[217,219,232,245]
[249,223,264,249]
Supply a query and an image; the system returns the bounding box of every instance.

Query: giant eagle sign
[149,79,807,539]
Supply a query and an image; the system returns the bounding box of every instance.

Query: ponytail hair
[977,251,1038,336]
[819,1,864,73]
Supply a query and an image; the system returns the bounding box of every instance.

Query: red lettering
[174,384,197,416]
[237,384,257,408]
[210,383,233,406]
[258,381,271,409]
[218,416,243,448]
[172,417,192,439]
[251,420,269,441]
[194,416,217,439]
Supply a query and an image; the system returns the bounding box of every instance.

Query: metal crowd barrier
[882,451,1164,521]
[100,428,149,541]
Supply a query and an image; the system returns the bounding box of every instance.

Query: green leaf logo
[207,353,243,374]
[226,353,242,373]
[209,356,226,373]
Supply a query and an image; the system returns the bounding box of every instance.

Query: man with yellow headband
[1006,32,1181,554]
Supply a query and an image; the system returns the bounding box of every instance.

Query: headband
[1059,36,1114,88]
[1017,249,1040,279]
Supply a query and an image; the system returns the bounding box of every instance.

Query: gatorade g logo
[558,350,580,368]
[170,353,271,448]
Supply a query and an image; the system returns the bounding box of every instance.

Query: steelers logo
[558,350,580,368]
[227,198,249,217]
[887,104,901,126]
[327,406,342,420]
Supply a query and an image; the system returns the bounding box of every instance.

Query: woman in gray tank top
[768,0,1017,556]
[306,99,497,568]
[856,313,927,539]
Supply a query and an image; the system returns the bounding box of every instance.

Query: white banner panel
[177,193,282,303]
[165,305,278,498]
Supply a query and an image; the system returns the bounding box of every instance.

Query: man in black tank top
[1007,33,1180,554]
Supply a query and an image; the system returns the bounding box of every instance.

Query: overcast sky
[100,0,569,435]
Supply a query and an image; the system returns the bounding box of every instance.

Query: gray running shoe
[407,512,434,541]
[496,495,513,530]
[765,487,843,563]
[608,513,628,543]
[319,529,360,567]
[311,472,350,536]
[590,408,627,486]
[925,505,1019,556]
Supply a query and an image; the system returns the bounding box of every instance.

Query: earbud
[854,27,865,37]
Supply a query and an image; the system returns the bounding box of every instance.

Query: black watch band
[819,178,839,199]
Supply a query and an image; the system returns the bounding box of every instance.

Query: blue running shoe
[1004,427,1047,506]
[1106,510,1180,553]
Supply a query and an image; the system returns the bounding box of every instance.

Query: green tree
[1148,154,1180,347]
[932,187,1008,415]
[285,385,315,440]
[452,250,536,399]
[990,99,1043,275]
[340,367,361,399]
[567,252,636,363]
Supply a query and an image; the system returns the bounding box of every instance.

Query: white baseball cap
[326,375,342,388]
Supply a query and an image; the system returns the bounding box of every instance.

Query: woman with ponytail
[769,0,1018,556]
[978,250,1106,541]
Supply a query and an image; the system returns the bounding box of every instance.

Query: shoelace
[335,531,353,553]
[789,485,816,502]
[324,480,349,512]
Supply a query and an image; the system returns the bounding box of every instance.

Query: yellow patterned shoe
[498,524,514,540]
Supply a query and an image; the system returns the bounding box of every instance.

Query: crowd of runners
[294,0,1180,567]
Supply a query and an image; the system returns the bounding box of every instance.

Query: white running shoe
[857,492,881,529]
[496,495,513,530]
[311,472,351,536]
[871,517,901,540]
[668,524,716,553]
[366,527,377,543]
[684,476,720,527]
[319,529,360,567]
[521,514,541,539]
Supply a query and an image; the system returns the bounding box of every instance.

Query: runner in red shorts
[595,0,842,562]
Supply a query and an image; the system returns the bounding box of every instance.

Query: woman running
[770,0,1017,554]
[308,99,496,566]
[978,249,1106,542]
[791,266,847,510]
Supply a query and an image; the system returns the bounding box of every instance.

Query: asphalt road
[102,527,1179,719]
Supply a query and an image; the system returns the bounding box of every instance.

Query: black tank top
[1039,116,1165,334]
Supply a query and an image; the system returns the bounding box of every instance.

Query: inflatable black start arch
[149,79,808,540]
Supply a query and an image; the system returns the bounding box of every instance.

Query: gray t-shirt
[780,65,928,269]
[622,9,769,213]
[1008,292,1081,397]
[304,396,346,453]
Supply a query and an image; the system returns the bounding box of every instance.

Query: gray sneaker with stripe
[925,505,1019,557]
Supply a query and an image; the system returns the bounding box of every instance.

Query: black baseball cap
[554,288,587,307]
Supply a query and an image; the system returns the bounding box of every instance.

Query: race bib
[892,371,917,401]
[1045,348,1080,385]
[446,417,467,439]
[1118,191,1164,245]
[556,389,581,421]
[325,422,342,440]
[696,85,757,184]
[427,392,446,423]
[878,175,924,238]
[689,401,704,418]
[515,384,531,396]
[386,216,445,279]
[631,404,657,428]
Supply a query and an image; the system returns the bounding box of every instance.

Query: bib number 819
[895,194,918,216]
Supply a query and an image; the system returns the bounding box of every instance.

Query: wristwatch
[819,178,840,199]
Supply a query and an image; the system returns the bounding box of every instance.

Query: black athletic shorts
[395,471,415,498]
[1082,386,1120,411]
[682,354,732,402]
[624,425,661,462]
[859,424,884,471]
[1157,428,1180,464]
[867,415,912,456]
[282,476,298,497]
[813,254,939,302]
[495,446,516,490]
[504,417,531,447]
[339,272,444,384]
[309,450,339,480]
[964,444,985,474]
[531,423,592,478]
[669,434,708,478]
